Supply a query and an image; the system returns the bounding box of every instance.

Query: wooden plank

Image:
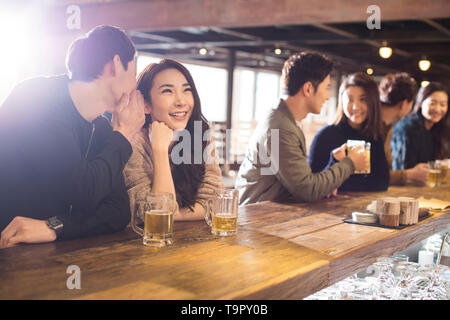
[43,0,450,33]
[0,225,330,300]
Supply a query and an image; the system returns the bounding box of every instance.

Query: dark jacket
[0,75,132,240]
[235,99,355,205]
[390,113,435,170]
[308,121,389,192]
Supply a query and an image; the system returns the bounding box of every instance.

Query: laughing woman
[308,72,389,192]
[391,82,449,170]
[123,59,222,221]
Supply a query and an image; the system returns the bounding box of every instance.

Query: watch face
[48,217,63,233]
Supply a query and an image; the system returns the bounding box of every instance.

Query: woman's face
[421,91,448,124]
[146,68,194,130]
[342,86,368,129]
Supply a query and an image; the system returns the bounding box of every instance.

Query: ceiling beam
[422,19,450,37]
[311,22,450,74]
[304,38,450,45]
[128,31,177,43]
[42,0,450,33]
[136,35,399,75]
[312,23,411,57]
[208,27,262,41]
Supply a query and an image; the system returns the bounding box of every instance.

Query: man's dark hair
[282,51,333,96]
[66,25,136,82]
[379,72,418,107]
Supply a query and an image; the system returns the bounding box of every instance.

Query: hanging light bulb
[421,80,430,87]
[379,41,392,59]
[419,58,431,71]
[379,46,392,59]
[274,48,282,55]
[366,67,374,75]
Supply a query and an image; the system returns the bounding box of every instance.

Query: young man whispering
[0,25,145,247]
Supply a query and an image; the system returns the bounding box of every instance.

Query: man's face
[118,59,137,96]
[307,74,331,114]
[109,57,137,111]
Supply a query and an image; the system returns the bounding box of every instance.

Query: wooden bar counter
[1,185,449,300]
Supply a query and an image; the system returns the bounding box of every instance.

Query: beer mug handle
[204,198,214,227]
[132,201,145,236]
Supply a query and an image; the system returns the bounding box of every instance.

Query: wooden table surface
[1,184,449,300]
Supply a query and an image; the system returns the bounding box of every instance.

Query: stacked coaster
[379,199,400,227]
[376,197,420,227]
[398,197,419,225]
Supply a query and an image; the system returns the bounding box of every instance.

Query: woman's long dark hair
[411,82,449,159]
[136,59,210,210]
[334,72,383,141]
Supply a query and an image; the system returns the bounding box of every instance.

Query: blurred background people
[391,82,449,170]
[236,52,367,205]
[379,73,429,185]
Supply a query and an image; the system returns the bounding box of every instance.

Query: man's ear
[102,60,115,77]
[302,81,314,97]
[400,99,410,113]
[111,54,124,76]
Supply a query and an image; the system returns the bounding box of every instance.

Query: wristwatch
[46,216,64,237]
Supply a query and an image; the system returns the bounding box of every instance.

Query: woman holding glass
[391,82,449,170]
[123,59,222,222]
[308,72,389,192]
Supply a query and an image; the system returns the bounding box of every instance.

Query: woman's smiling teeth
[169,111,188,120]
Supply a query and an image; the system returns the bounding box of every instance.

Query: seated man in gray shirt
[235,52,367,205]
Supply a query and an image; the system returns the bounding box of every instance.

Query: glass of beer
[427,161,442,187]
[347,140,371,174]
[436,160,448,184]
[132,192,175,247]
[205,189,239,236]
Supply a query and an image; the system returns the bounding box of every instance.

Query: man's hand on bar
[0,217,57,248]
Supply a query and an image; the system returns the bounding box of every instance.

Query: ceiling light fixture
[418,58,431,71]
[379,43,392,59]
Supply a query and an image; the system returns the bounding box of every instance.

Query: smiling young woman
[123,59,223,222]
[391,82,449,170]
[308,72,389,192]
